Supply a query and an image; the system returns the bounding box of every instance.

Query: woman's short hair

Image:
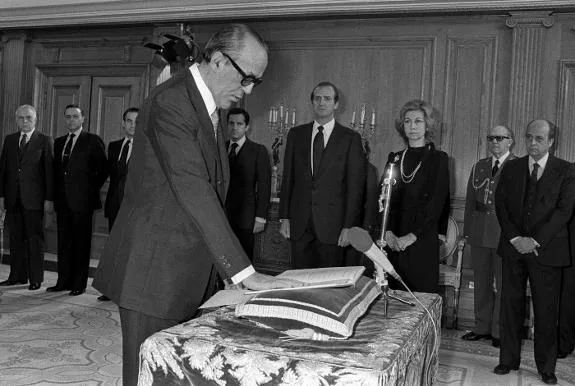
[394,99,440,144]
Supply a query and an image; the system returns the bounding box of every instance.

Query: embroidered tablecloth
[138,291,442,386]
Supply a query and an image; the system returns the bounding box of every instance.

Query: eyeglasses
[222,52,263,87]
[486,135,510,142]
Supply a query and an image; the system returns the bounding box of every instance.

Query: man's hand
[242,271,303,291]
[385,231,400,251]
[397,233,417,251]
[0,197,4,213]
[338,228,350,247]
[253,220,265,234]
[279,219,290,239]
[511,237,538,254]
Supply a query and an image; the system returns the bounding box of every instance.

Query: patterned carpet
[0,264,573,385]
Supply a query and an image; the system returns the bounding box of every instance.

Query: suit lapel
[315,123,343,179]
[537,156,559,200]
[183,69,229,198]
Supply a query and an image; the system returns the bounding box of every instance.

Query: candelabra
[268,105,296,197]
[350,103,377,147]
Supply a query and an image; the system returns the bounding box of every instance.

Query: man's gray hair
[202,23,268,62]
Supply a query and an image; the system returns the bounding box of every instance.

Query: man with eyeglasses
[279,81,365,268]
[462,125,515,348]
[494,120,575,385]
[92,24,299,385]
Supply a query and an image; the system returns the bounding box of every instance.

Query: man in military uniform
[461,125,515,348]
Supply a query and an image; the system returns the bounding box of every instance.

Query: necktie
[62,133,75,170]
[210,110,219,140]
[119,139,131,165]
[530,162,539,184]
[19,134,27,154]
[312,126,324,176]
[229,142,238,164]
[492,159,499,176]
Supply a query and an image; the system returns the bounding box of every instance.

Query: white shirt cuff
[231,265,255,284]
[510,236,520,243]
[255,217,266,224]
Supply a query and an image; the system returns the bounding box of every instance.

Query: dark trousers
[559,263,575,354]
[6,205,45,284]
[232,227,254,261]
[56,209,94,291]
[471,245,502,338]
[291,217,344,269]
[499,253,561,374]
[119,307,179,386]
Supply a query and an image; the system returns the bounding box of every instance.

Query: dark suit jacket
[279,121,366,244]
[464,154,516,248]
[93,68,251,321]
[495,155,575,267]
[53,131,107,212]
[225,138,271,230]
[104,139,129,220]
[0,130,54,211]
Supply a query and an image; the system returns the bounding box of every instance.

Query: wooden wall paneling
[244,36,436,177]
[506,11,554,155]
[0,32,27,139]
[442,36,498,204]
[556,60,575,162]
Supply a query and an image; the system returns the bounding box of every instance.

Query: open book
[244,266,366,295]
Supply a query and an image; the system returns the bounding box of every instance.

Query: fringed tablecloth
[138,291,442,386]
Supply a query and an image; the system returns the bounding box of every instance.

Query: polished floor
[0,264,573,385]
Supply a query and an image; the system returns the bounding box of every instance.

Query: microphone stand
[376,162,414,315]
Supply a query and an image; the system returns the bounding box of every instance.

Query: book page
[199,289,255,309]
[276,266,365,284]
[244,266,365,295]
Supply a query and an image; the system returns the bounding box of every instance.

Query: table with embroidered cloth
[138,291,441,385]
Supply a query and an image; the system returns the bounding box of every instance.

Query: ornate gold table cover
[138,291,442,386]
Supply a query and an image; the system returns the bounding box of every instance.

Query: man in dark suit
[97,107,139,302]
[558,213,575,359]
[0,105,54,290]
[92,24,298,385]
[462,125,515,348]
[279,81,366,268]
[494,119,575,385]
[225,107,271,260]
[47,104,107,297]
[104,107,139,231]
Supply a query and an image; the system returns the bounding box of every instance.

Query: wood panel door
[42,75,91,137]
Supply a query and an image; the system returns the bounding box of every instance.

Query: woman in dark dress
[384,99,449,293]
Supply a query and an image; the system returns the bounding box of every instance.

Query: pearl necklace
[400,148,422,184]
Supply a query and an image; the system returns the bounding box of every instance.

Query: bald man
[462,125,515,348]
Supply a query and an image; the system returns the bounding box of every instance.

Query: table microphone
[348,227,401,281]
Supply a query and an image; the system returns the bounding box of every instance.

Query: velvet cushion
[235,276,381,339]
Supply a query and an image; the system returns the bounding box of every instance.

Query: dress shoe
[69,289,85,296]
[492,338,500,348]
[461,331,492,341]
[0,279,27,286]
[28,283,41,291]
[494,364,519,375]
[46,285,69,292]
[97,295,110,301]
[539,372,557,385]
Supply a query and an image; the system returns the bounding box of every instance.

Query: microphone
[348,227,401,281]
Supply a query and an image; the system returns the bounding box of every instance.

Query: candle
[268,108,273,124]
[371,110,376,125]
[284,108,289,125]
[279,105,284,122]
[351,111,356,126]
[291,109,296,126]
[273,108,278,124]
[360,104,366,124]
